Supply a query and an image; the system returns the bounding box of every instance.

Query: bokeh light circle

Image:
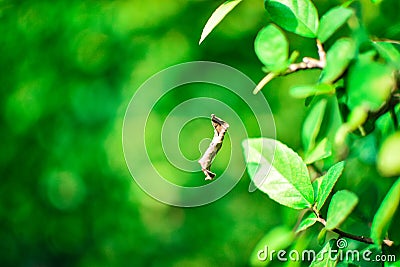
[122,61,275,207]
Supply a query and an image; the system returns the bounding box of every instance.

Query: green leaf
[320,38,356,84]
[317,228,327,245]
[264,0,319,38]
[296,212,318,233]
[388,205,400,244]
[284,233,313,267]
[309,239,339,266]
[317,6,353,43]
[313,176,324,202]
[377,132,400,177]
[199,0,243,44]
[335,106,369,146]
[255,24,289,72]
[302,99,327,152]
[304,138,332,164]
[374,42,400,69]
[316,161,345,211]
[326,190,358,230]
[371,177,400,245]
[249,226,294,266]
[289,50,300,63]
[347,59,395,112]
[242,138,314,209]
[290,83,335,98]
[385,260,400,267]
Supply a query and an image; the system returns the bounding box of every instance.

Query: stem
[253,39,326,94]
[332,228,374,244]
[287,39,326,72]
[316,216,393,246]
[316,39,326,68]
[253,72,277,94]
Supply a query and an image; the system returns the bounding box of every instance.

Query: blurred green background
[1,0,399,266]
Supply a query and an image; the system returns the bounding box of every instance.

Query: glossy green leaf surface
[296,212,318,233]
[302,99,327,152]
[326,190,358,230]
[264,0,319,38]
[255,24,289,72]
[199,0,243,44]
[290,83,335,98]
[249,226,294,266]
[304,138,332,164]
[320,38,356,84]
[317,228,327,245]
[374,42,400,69]
[371,177,400,245]
[316,161,345,211]
[243,138,314,209]
[309,239,338,266]
[347,59,395,112]
[377,132,400,177]
[318,6,353,43]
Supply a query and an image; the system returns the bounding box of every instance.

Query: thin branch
[333,227,374,244]
[198,114,229,180]
[287,40,326,72]
[316,216,393,246]
[253,40,326,94]
[372,38,400,45]
[316,39,326,68]
[253,72,276,94]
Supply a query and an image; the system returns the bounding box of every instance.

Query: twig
[372,38,400,45]
[316,39,326,68]
[254,40,326,94]
[253,72,277,94]
[287,40,326,72]
[316,216,393,246]
[198,114,229,180]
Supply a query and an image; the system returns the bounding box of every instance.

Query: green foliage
[264,0,319,38]
[202,0,400,264]
[296,212,318,233]
[302,99,327,154]
[317,6,353,43]
[326,190,358,230]
[320,38,356,84]
[255,24,289,72]
[316,161,345,211]
[309,239,338,266]
[377,132,400,176]
[290,83,335,99]
[374,42,400,69]
[347,59,395,112]
[242,138,314,209]
[199,0,242,44]
[4,0,398,266]
[249,226,295,266]
[371,178,400,245]
[317,228,328,246]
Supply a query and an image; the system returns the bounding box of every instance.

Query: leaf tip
[198,34,206,45]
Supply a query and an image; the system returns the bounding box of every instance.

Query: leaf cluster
[200,0,400,265]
